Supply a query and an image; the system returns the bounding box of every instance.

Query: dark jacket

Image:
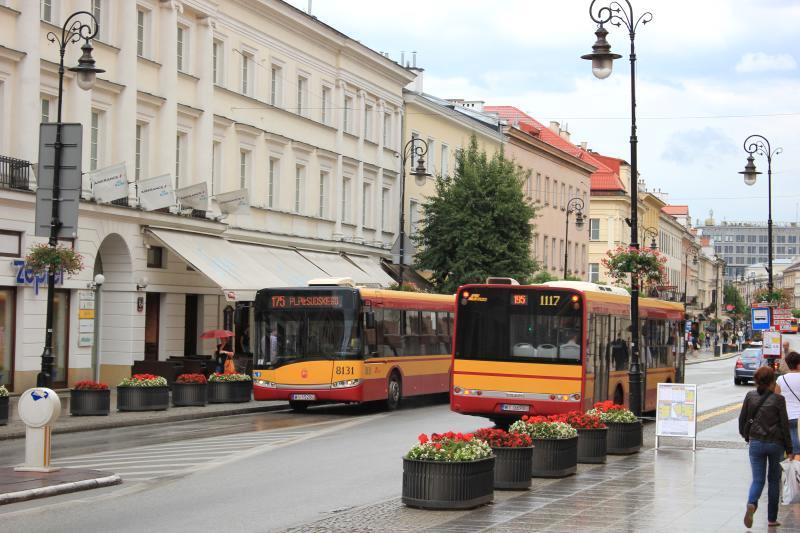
[739,390,793,452]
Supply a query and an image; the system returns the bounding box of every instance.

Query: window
[383,113,392,146]
[212,40,223,85]
[381,187,391,231]
[748,235,757,242]
[551,238,557,270]
[426,138,436,174]
[270,66,282,106]
[589,264,600,282]
[318,171,328,218]
[92,1,105,40]
[544,177,550,204]
[268,157,278,208]
[778,246,786,255]
[135,123,147,182]
[790,236,797,244]
[90,110,102,171]
[210,140,221,195]
[364,104,373,141]
[241,53,252,96]
[410,199,420,235]
[363,182,372,227]
[175,134,186,189]
[736,235,746,242]
[0,230,21,257]
[535,173,542,202]
[778,235,786,243]
[524,175,532,199]
[589,218,600,240]
[240,149,251,190]
[41,0,53,22]
[552,180,558,208]
[736,246,744,253]
[147,246,165,268]
[136,9,148,57]
[542,234,549,268]
[342,177,351,223]
[176,26,185,72]
[343,96,353,133]
[296,76,307,115]
[440,144,449,176]
[790,247,797,255]
[294,165,305,213]
[759,235,768,243]
[560,183,566,209]
[321,86,331,124]
[41,98,52,123]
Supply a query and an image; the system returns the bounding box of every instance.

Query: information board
[764,331,783,357]
[772,308,794,332]
[656,383,698,450]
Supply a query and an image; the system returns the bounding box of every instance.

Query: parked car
[734,348,764,385]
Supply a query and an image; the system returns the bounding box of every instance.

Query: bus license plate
[291,394,316,401]
[501,404,529,412]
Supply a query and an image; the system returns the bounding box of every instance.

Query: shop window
[0,288,15,389]
[147,246,165,268]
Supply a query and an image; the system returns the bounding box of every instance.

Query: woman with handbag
[740,366,793,528]
[776,351,800,458]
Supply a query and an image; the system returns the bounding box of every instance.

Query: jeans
[790,419,800,454]
[748,439,785,522]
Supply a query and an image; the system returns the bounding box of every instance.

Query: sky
[286,0,800,225]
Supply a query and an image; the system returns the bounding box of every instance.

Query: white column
[333,79,345,238]
[195,16,215,189]
[157,1,181,181]
[14,1,41,168]
[116,0,138,199]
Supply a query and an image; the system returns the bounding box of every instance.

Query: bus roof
[359,288,455,310]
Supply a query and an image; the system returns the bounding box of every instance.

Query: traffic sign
[752,307,771,331]
[35,123,83,239]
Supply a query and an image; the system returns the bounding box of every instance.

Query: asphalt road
[0,360,744,532]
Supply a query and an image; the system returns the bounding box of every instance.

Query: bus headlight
[332,379,361,389]
[255,380,277,388]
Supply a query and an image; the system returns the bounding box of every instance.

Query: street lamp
[641,226,658,251]
[740,134,782,294]
[563,197,585,278]
[683,248,698,305]
[397,138,430,289]
[582,0,652,417]
[37,11,104,387]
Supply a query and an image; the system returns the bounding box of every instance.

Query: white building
[0,0,413,390]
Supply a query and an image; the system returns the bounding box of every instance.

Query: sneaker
[744,503,756,528]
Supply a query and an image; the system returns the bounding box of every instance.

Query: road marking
[697,402,742,423]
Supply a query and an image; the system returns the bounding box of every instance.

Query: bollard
[14,388,61,473]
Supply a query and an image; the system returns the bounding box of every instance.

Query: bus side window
[364,308,380,357]
[435,312,450,354]
[420,311,438,355]
[381,308,401,357]
[402,311,421,356]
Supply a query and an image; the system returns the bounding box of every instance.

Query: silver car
[734,348,764,385]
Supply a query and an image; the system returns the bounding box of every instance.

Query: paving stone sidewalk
[686,348,740,365]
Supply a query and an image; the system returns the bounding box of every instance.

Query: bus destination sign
[271,295,342,308]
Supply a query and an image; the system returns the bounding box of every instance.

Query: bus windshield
[455,288,582,365]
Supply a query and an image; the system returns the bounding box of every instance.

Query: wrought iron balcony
[0,155,32,190]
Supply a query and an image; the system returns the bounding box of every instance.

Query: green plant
[0,385,8,397]
[209,372,252,382]
[752,288,792,307]
[531,270,557,283]
[406,432,493,462]
[601,245,667,291]
[25,243,84,276]
[509,417,578,439]
[587,401,638,423]
[118,374,167,387]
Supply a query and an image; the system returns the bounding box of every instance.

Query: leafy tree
[724,283,747,316]
[531,270,557,284]
[413,137,537,293]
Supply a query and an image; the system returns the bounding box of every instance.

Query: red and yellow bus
[252,280,455,410]
[450,280,684,425]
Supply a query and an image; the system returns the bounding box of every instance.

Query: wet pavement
[0,467,120,505]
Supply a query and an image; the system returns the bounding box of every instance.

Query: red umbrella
[199,329,234,339]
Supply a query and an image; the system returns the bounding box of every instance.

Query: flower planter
[208,381,251,403]
[531,437,578,478]
[0,396,8,425]
[117,386,169,411]
[402,456,495,509]
[172,382,208,407]
[492,447,533,490]
[606,421,642,455]
[577,428,608,464]
[70,389,110,416]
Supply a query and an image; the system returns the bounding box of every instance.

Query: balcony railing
[0,155,31,191]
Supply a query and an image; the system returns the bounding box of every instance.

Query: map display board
[656,383,698,449]
[764,331,783,357]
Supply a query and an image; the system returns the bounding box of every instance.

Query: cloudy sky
[287,0,800,225]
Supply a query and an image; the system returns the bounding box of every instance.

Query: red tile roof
[662,205,689,216]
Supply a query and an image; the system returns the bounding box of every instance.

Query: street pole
[397,138,430,289]
[583,0,652,416]
[38,12,103,387]
[563,197,585,278]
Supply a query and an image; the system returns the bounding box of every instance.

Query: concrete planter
[208,381,252,403]
[531,437,578,478]
[402,456,495,509]
[577,428,608,464]
[117,386,170,411]
[172,383,208,407]
[70,389,110,416]
[0,396,8,425]
[607,421,642,455]
[491,447,533,490]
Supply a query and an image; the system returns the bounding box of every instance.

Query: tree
[724,283,747,316]
[413,137,537,293]
[531,270,557,284]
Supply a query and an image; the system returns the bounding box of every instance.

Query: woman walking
[776,351,800,458]
[740,366,793,528]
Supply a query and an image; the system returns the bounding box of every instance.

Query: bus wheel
[386,373,402,411]
[613,385,624,406]
[289,401,309,412]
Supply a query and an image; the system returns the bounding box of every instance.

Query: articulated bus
[251,280,455,411]
[450,280,685,425]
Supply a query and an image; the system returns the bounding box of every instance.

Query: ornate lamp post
[38,12,104,387]
[397,138,430,289]
[641,226,658,251]
[740,135,782,294]
[563,197,585,278]
[582,0,652,416]
[683,248,698,304]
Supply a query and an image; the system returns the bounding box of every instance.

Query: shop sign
[78,290,95,347]
[12,259,63,295]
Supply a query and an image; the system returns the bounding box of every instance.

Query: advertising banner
[90,163,128,204]
[215,188,249,215]
[138,174,175,211]
[176,182,209,211]
[656,383,697,439]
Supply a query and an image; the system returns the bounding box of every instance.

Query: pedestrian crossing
[50,429,313,483]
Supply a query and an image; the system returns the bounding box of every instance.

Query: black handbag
[743,391,772,442]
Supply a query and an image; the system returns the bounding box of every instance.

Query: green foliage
[412,137,537,293]
[601,245,667,291]
[792,309,800,319]
[724,283,748,316]
[752,288,791,307]
[25,243,84,276]
[531,270,557,284]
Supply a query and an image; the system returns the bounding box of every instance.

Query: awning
[295,249,384,287]
[343,254,396,287]
[148,228,285,300]
[232,243,327,287]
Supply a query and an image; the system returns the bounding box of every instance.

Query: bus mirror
[365,311,376,329]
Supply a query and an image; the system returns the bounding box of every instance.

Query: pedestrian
[698,331,706,349]
[776,351,800,458]
[740,366,793,528]
[215,339,234,374]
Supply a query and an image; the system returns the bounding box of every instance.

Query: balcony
[0,155,32,191]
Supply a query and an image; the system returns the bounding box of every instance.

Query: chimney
[307,0,312,14]
[412,51,417,68]
[559,128,570,142]
[580,141,588,151]
[406,67,424,93]
[549,121,560,133]
[400,51,405,67]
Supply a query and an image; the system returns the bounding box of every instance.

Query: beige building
[0,0,413,390]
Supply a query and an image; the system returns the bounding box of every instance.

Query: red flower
[434,443,442,450]
[176,373,207,384]
[418,433,429,444]
[73,380,108,391]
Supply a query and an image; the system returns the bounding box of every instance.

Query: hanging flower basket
[24,243,84,277]
[601,245,667,291]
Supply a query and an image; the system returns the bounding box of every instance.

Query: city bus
[251,279,455,411]
[450,280,685,425]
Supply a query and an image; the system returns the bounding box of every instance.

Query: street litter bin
[714,345,722,357]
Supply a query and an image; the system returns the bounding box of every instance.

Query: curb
[686,352,741,365]
[0,402,290,441]
[0,474,122,505]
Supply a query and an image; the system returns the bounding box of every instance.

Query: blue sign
[685,320,692,333]
[752,307,771,331]
[12,259,64,296]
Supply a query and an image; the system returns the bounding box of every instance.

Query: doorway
[144,292,160,361]
[184,294,199,356]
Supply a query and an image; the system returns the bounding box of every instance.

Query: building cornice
[505,125,596,176]
[404,92,505,145]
